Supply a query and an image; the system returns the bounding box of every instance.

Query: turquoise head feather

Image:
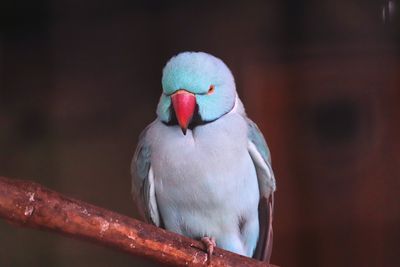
[157,52,236,125]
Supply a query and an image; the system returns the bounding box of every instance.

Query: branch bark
[0,176,276,267]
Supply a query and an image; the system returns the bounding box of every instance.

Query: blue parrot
[131,52,276,262]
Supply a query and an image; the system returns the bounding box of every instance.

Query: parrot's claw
[201,236,216,264]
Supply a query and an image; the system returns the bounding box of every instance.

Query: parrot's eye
[207,85,215,95]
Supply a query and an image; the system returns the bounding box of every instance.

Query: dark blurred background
[1,1,399,266]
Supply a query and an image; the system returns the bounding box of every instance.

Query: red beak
[171,90,196,135]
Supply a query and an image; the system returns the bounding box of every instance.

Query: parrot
[131,51,276,262]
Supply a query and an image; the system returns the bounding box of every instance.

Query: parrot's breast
[146,113,260,256]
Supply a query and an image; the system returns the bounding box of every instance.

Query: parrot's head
[157,51,236,135]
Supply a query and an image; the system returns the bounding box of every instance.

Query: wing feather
[246,118,276,262]
[131,122,161,226]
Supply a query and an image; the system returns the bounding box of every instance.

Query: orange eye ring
[207,85,215,95]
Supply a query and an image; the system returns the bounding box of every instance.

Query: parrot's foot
[201,236,216,264]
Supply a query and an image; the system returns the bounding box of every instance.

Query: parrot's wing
[131,122,161,226]
[246,118,276,262]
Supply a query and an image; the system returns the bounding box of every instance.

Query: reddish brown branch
[0,176,276,267]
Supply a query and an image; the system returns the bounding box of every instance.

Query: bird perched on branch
[131,52,276,263]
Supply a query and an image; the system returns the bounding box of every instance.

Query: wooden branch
[0,176,276,267]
